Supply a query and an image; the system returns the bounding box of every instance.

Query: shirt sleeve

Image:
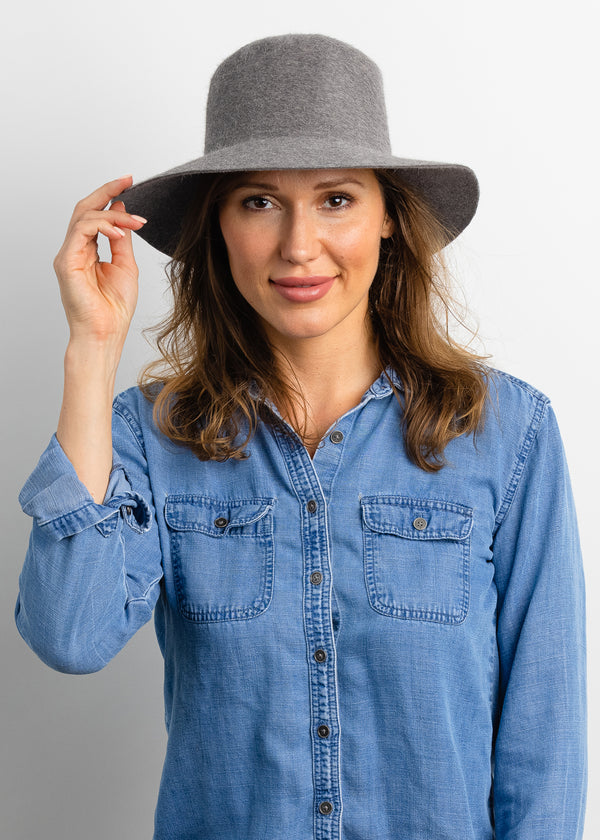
[491,401,587,838]
[14,401,163,675]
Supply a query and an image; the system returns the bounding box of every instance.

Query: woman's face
[218,169,393,349]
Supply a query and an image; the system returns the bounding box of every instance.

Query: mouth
[270,275,337,303]
[271,276,335,287]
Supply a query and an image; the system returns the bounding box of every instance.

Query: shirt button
[310,571,323,585]
[319,801,333,816]
[413,517,427,531]
[314,648,327,663]
[307,499,318,513]
[214,517,229,528]
[329,430,344,444]
[317,724,330,738]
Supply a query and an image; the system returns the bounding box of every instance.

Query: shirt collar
[249,367,402,404]
[367,367,403,398]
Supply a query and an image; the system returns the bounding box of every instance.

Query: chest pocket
[164,495,275,622]
[361,496,473,624]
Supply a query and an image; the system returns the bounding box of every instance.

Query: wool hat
[117,34,479,256]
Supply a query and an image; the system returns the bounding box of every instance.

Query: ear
[381,214,394,239]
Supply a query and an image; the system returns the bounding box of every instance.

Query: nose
[279,206,321,265]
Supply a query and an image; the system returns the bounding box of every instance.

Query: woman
[15,34,586,839]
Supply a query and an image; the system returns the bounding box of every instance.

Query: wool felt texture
[117,34,479,256]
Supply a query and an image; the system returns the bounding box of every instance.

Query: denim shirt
[15,369,587,840]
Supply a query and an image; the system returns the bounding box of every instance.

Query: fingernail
[131,215,147,224]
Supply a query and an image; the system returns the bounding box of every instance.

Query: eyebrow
[230,176,368,192]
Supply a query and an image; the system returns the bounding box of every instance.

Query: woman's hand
[54,175,148,502]
[53,175,147,349]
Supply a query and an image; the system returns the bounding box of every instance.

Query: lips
[270,275,336,302]
[272,275,333,287]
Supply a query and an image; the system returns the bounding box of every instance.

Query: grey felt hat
[118,34,479,256]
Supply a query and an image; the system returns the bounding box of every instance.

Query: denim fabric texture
[15,369,587,840]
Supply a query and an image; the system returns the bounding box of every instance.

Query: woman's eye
[242,196,273,210]
[324,194,351,209]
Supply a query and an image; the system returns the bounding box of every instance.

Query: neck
[268,320,382,452]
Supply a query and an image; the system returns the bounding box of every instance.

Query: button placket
[305,493,340,839]
[272,424,342,839]
[302,487,340,838]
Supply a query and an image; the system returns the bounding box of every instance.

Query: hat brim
[116,138,479,257]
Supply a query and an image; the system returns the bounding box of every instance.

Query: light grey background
[2,1,598,837]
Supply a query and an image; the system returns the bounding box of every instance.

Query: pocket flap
[165,495,275,536]
[361,496,473,541]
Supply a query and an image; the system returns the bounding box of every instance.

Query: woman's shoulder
[487,366,549,404]
[482,366,554,449]
[487,366,550,413]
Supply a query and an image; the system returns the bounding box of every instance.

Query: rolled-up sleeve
[491,402,587,838]
[15,401,163,675]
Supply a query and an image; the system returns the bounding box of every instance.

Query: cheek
[221,231,259,280]
[334,220,385,269]
[221,220,274,278]
[219,228,270,309]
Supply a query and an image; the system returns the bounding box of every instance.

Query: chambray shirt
[16,369,587,840]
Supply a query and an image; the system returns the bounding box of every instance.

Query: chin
[267,316,339,343]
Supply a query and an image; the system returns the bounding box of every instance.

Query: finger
[55,219,129,275]
[73,207,147,231]
[65,210,146,254]
[69,217,132,247]
[71,175,134,219]
[108,202,137,271]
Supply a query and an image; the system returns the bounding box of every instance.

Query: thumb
[108,200,137,272]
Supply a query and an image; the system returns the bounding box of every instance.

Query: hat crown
[204,34,392,155]
[120,33,479,256]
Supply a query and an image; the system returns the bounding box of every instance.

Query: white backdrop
[1,1,598,837]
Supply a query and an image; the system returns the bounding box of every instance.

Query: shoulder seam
[489,367,549,403]
[494,392,550,529]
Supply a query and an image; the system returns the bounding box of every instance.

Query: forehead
[227,168,379,191]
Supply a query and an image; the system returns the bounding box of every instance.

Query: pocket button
[412,516,428,531]
[214,516,229,528]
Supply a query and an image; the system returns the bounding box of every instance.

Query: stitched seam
[124,574,163,607]
[493,369,547,401]
[494,395,549,529]
[112,397,146,456]
[38,502,118,528]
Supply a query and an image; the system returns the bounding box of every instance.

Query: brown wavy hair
[139,169,490,471]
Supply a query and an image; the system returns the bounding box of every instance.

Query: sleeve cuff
[19,434,152,540]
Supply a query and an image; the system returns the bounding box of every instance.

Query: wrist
[64,337,124,383]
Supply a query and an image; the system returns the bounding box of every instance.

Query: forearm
[57,338,124,502]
